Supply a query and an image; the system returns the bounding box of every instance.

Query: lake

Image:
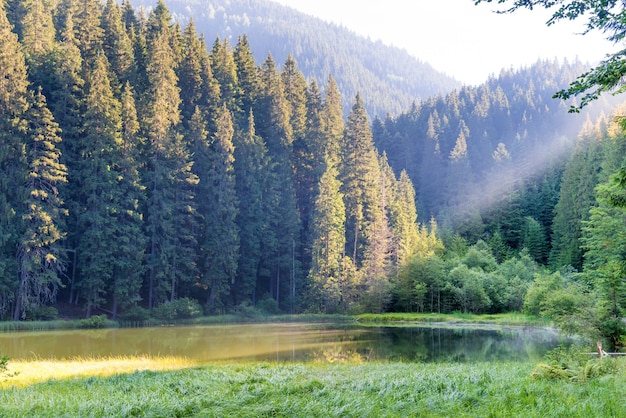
[0,322,568,363]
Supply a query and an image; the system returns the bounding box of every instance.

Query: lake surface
[0,323,569,363]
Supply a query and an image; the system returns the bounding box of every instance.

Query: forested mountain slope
[0,0,623,330]
[127,0,460,117]
[374,59,619,256]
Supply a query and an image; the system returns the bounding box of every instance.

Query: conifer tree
[194,105,239,312]
[19,0,56,63]
[341,93,382,268]
[308,164,346,313]
[72,53,128,317]
[101,0,135,88]
[14,89,68,321]
[142,24,198,309]
[392,170,420,268]
[321,75,344,169]
[178,20,205,125]
[232,111,270,305]
[210,37,240,113]
[0,1,30,319]
[257,54,300,307]
[233,34,261,119]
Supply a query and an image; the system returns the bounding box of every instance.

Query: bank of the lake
[0,312,546,332]
[1,358,625,417]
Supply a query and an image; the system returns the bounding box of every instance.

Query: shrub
[257,298,280,315]
[152,298,202,321]
[26,306,59,321]
[118,306,150,322]
[79,314,108,329]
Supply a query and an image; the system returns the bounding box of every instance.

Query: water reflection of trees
[2,324,568,362]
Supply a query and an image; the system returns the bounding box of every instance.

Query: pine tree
[195,106,239,312]
[321,75,344,169]
[142,25,198,309]
[391,170,420,268]
[256,54,300,308]
[232,111,269,304]
[101,0,135,88]
[233,34,261,119]
[14,89,68,320]
[0,0,30,319]
[178,19,205,125]
[210,37,239,113]
[341,93,382,268]
[73,53,127,317]
[308,165,346,313]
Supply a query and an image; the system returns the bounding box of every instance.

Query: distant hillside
[129,0,460,117]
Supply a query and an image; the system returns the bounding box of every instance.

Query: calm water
[0,323,568,363]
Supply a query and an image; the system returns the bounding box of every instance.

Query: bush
[152,298,202,321]
[232,301,260,317]
[257,298,280,315]
[79,314,108,329]
[118,306,150,322]
[26,306,59,321]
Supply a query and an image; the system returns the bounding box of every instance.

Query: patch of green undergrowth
[532,345,622,382]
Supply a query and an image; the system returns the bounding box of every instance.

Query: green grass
[354,312,550,326]
[1,358,624,417]
[0,313,356,332]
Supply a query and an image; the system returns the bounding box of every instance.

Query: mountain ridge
[128,0,461,117]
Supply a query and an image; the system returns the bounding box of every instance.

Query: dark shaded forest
[0,0,624,344]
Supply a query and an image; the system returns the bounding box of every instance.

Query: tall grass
[354,312,551,326]
[1,358,624,417]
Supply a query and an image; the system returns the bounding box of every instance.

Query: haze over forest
[0,0,624,336]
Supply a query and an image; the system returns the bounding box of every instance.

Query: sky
[272,0,616,85]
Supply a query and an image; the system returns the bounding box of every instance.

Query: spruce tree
[194,105,239,312]
[210,38,239,113]
[233,34,261,120]
[73,53,126,317]
[308,165,346,313]
[341,93,382,268]
[0,1,30,319]
[232,111,270,305]
[101,0,135,88]
[14,89,68,321]
[142,25,198,309]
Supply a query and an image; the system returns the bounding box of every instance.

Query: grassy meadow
[1,355,625,417]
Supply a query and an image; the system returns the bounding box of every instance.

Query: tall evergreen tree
[321,75,344,169]
[72,53,129,317]
[142,25,198,309]
[210,37,239,113]
[233,34,261,120]
[340,93,382,268]
[308,165,346,313]
[0,0,30,319]
[14,89,68,321]
[101,0,135,88]
[232,111,270,305]
[193,106,239,312]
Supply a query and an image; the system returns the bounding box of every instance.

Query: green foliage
[25,306,59,321]
[118,306,150,322]
[475,0,626,112]
[79,314,109,329]
[152,298,202,321]
[256,297,280,315]
[532,345,621,382]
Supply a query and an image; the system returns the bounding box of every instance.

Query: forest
[0,0,624,345]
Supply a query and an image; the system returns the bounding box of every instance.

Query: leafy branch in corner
[475,0,626,112]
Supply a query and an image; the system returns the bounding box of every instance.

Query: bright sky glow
[272,0,616,85]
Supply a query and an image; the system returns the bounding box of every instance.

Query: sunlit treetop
[475,0,626,112]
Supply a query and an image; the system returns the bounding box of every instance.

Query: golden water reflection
[0,323,568,363]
